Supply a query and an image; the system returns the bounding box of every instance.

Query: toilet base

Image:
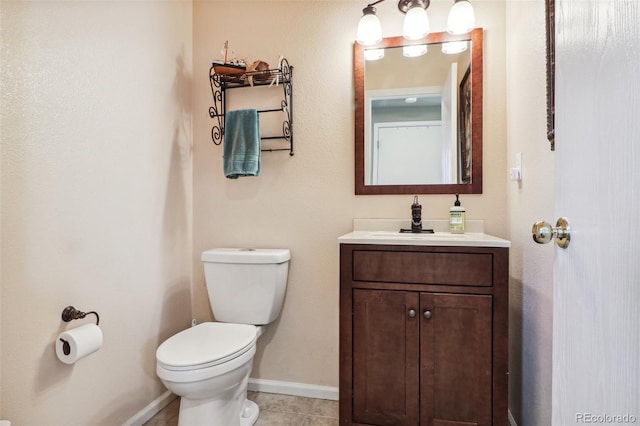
[240,399,259,426]
[171,357,257,426]
[177,396,259,426]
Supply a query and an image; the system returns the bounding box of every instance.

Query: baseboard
[123,390,177,426]
[248,378,339,401]
[508,409,518,426]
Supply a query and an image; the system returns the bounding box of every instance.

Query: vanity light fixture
[356,0,475,45]
[357,4,383,45]
[447,0,475,34]
[401,0,430,40]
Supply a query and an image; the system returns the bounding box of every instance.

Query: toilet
[156,248,291,426]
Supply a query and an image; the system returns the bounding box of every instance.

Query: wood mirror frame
[354,28,483,195]
[545,0,555,151]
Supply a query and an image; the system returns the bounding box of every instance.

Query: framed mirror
[354,28,483,195]
[545,0,555,151]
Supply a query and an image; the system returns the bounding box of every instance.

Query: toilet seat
[156,322,257,371]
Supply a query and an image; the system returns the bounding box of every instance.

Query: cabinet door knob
[408,309,416,318]
[423,310,432,319]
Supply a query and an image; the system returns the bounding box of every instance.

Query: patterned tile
[143,397,180,426]
[144,392,338,426]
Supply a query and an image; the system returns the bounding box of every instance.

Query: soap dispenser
[449,194,466,234]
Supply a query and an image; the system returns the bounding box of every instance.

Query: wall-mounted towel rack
[209,58,294,156]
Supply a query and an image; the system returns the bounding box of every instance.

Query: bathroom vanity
[339,224,509,426]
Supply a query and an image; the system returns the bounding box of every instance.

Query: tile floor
[143,391,339,426]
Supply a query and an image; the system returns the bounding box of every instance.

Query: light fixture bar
[357,0,474,44]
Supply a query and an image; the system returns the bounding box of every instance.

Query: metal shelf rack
[208,58,294,156]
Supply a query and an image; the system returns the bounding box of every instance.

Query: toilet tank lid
[201,248,291,264]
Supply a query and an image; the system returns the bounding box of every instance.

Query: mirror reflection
[354,29,483,195]
[365,42,471,185]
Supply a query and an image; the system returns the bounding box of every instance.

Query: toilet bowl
[156,248,290,426]
[156,322,260,426]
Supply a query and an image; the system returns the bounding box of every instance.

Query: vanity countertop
[338,231,510,248]
[338,219,511,248]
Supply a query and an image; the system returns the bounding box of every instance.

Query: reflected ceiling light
[442,40,468,54]
[364,48,385,61]
[405,97,418,104]
[356,0,475,46]
[403,44,428,57]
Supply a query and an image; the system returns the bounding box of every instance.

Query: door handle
[532,217,570,248]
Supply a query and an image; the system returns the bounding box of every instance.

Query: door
[552,0,640,422]
[352,290,493,426]
[420,293,492,426]
[352,289,420,425]
[374,122,443,185]
[441,62,458,184]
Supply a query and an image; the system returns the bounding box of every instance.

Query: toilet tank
[201,248,291,325]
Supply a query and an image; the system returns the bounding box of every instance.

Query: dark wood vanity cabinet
[339,244,509,426]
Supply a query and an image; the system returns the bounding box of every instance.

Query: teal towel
[224,109,261,179]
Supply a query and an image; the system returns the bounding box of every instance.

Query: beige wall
[193,1,507,388]
[1,0,560,424]
[0,1,193,424]
[506,1,555,425]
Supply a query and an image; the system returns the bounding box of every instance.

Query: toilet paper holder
[61,306,100,325]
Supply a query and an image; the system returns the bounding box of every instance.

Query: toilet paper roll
[56,323,103,364]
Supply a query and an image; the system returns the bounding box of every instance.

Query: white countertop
[338,219,511,248]
[338,230,510,248]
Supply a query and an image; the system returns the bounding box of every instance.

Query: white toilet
[156,248,290,426]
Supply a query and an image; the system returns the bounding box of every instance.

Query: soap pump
[449,194,466,234]
[411,196,422,233]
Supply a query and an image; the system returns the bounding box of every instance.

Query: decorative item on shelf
[245,60,271,87]
[211,42,275,87]
[212,41,246,76]
[356,0,476,56]
[212,60,246,77]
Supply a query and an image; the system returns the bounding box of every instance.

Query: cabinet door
[420,293,492,426]
[352,289,420,426]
